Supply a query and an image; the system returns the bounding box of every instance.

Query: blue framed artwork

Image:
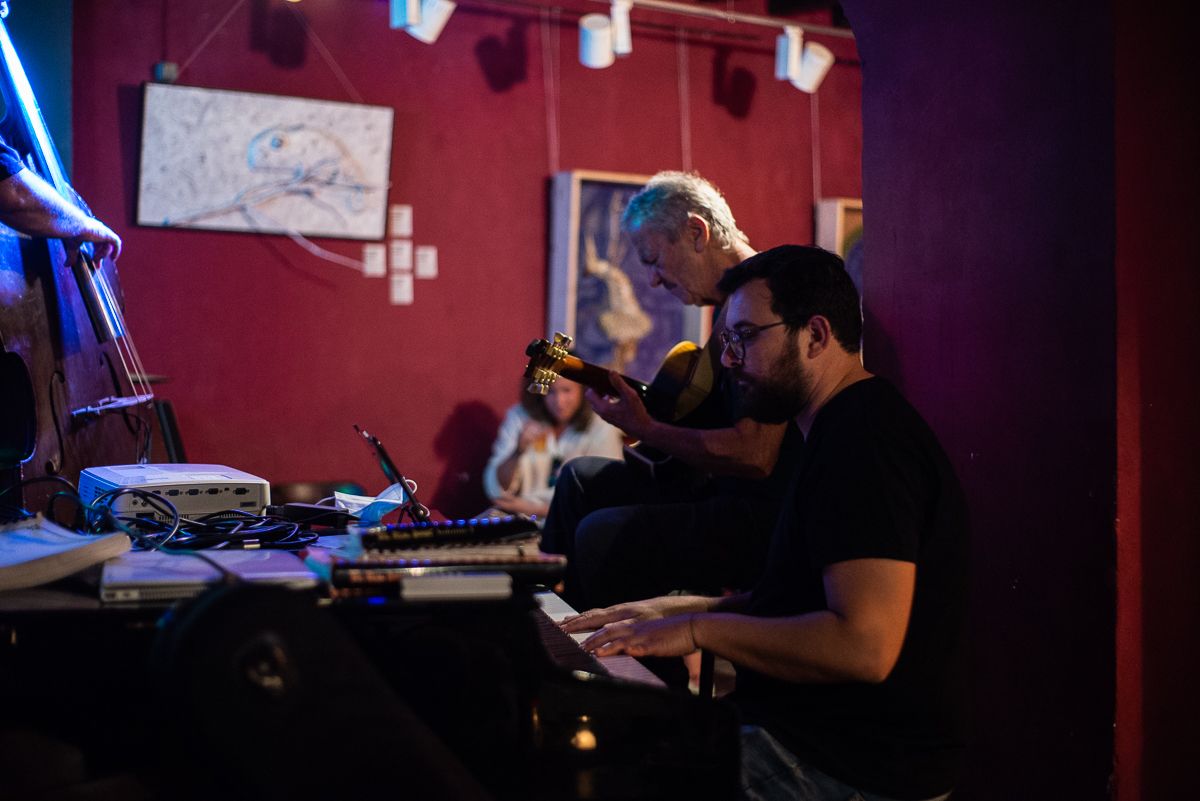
[816,197,863,295]
[548,170,708,384]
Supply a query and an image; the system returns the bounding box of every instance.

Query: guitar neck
[553,355,651,399]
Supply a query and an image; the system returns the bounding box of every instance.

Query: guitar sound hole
[0,351,36,468]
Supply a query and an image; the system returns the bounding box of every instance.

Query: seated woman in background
[483,378,625,519]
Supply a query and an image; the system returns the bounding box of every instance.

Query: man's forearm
[709,592,751,613]
[635,418,785,479]
[690,610,893,684]
[0,169,120,263]
[0,169,91,238]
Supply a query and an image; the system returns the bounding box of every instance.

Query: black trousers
[539,456,781,611]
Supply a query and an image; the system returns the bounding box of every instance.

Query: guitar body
[645,340,724,428]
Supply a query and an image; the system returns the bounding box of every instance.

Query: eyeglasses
[718,320,787,361]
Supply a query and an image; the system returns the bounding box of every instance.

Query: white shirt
[482,405,625,505]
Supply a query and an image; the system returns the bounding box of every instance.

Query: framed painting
[816,197,864,294]
[137,83,393,240]
[548,170,709,385]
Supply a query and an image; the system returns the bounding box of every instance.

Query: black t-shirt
[733,376,969,800]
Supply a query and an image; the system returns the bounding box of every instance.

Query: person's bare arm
[586,374,786,479]
[578,559,916,684]
[490,493,550,518]
[560,592,745,634]
[0,168,121,263]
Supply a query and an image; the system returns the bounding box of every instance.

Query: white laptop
[100,549,318,603]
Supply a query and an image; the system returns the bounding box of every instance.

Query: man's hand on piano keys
[579,614,699,659]
[560,594,712,633]
[562,594,716,658]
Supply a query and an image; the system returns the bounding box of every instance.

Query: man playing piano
[540,171,802,614]
[565,246,968,801]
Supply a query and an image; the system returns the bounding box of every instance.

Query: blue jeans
[740,726,952,801]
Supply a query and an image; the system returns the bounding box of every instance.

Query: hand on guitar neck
[589,376,784,480]
[524,333,786,480]
[584,369,657,441]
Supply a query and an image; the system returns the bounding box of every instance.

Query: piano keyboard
[535,592,664,688]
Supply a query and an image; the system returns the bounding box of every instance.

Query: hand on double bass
[60,212,122,266]
[0,139,121,266]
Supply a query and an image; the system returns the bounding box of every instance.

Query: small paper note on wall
[415,245,438,279]
[390,273,414,305]
[390,240,413,272]
[362,243,387,277]
[389,204,413,238]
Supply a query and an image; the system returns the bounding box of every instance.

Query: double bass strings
[89,254,156,406]
[0,18,155,418]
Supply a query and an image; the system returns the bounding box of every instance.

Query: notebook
[100,549,319,603]
[0,515,131,591]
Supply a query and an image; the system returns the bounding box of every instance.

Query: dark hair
[717,245,863,353]
[518,377,594,431]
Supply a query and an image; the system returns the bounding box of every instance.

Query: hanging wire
[239,206,368,273]
[676,28,693,172]
[810,91,822,202]
[288,5,366,104]
[540,7,562,175]
[176,0,250,80]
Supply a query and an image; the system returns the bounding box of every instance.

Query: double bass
[0,3,152,515]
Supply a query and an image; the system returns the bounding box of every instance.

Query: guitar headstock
[523,332,574,396]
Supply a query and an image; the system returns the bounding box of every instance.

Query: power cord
[86,488,317,552]
[0,475,81,524]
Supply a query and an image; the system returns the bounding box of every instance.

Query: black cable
[88,487,182,546]
[0,474,79,504]
[0,475,80,524]
[45,490,88,528]
[87,488,317,552]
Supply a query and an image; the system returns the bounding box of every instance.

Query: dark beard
[731,341,807,424]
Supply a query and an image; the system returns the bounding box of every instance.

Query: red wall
[1115,1,1200,798]
[845,1,1116,797]
[70,0,860,513]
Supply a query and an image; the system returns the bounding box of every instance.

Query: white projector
[79,464,271,523]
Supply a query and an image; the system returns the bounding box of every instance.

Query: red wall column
[1115,1,1200,797]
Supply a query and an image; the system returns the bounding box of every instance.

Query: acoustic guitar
[523,332,727,482]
